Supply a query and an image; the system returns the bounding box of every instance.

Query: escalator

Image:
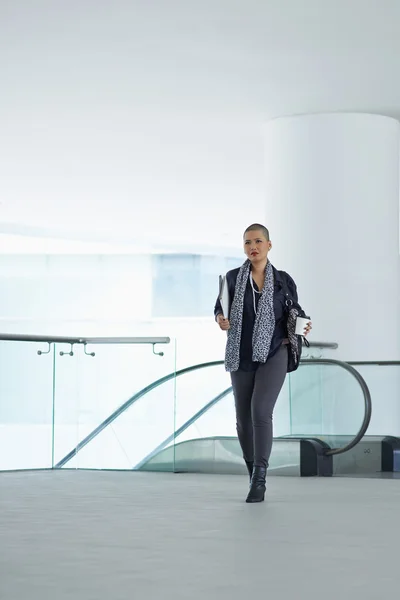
[134,357,388,477]
[54,355,400,477]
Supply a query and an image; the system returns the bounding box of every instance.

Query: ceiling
[1,0,400,251]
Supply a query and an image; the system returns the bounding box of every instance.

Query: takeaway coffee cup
[295,316,311,336]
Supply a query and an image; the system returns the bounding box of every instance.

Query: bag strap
[280,274,310,347]
[279,276,296,311]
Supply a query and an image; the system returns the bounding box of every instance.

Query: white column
[263,113,400,436]
[263,113,400,362]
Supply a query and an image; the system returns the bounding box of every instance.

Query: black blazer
[214,265,301,370]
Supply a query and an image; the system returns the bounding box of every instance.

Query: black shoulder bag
[281,279,310,373]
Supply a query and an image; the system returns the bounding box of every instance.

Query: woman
[214,224,311,503]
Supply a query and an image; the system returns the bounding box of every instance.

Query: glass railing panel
[134,362,231,472]
[173,363,231,437]
[348,363,400,437]
[288,361,366,443]
[0,340,54,470]
[175,386,236,443]
[173,361,292,443]
[53,338,176,470]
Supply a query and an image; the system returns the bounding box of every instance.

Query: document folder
[218,275,230,319]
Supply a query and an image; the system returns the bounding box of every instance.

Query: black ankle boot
[246,466,266,503]
[245,461,254,482]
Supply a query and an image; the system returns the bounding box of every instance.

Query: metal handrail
[347,361,400,366]
[55,355,371,468]
[0,334,170,345]
[304,342,338,349]
[0,334,335,349]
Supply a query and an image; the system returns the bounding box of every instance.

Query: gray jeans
[230,345,288,469]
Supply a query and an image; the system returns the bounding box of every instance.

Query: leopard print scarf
[225,260,275,372]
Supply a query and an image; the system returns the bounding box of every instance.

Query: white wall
[0,254,153,326]
[264,113,400,361]
[264,113,400,437]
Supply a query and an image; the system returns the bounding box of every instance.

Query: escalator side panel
[138,436,329,477]
[382,437,400,472]
[300,440,332,477]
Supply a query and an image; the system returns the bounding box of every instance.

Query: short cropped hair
[243,223,270,241]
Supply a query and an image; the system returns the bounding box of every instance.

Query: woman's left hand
[304,321,312,336]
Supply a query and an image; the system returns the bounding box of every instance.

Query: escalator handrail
[347,361,400,365]
[55,357,371,468]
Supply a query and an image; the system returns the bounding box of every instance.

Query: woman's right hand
[216,314,230,331]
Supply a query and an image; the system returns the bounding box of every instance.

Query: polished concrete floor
[0,470,399,600]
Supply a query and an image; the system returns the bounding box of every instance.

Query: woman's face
[243,229,272,264]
